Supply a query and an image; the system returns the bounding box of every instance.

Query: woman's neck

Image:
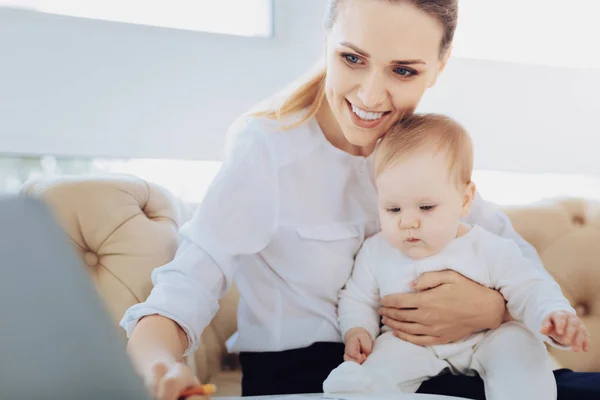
[315,98,376,157]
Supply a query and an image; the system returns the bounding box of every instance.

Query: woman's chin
[342,126,384,149]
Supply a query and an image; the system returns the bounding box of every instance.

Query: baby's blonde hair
[374,113,474,185]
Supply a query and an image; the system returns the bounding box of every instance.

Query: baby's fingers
[564,315,581,346]
[346,339,360,359]
[552,312,568,335]
[540,317,553,335]
[358,336,373,356]
[583,335,591,352]
[572,328,586,352]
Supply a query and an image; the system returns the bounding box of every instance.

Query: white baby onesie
[323,225,574,400]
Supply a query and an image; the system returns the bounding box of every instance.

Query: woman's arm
[380,193,537,345]
[465,193,545,271]
[120,125,279,397]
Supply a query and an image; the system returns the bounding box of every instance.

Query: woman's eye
[343,53,362,64]
[388,207,401,213]
[420,205,436,211]
[394,67,415,77]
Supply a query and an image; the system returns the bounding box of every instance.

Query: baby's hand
[344,328,374,364]
[541,311,590,352]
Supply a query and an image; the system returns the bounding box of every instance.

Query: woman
[121,1,599,399]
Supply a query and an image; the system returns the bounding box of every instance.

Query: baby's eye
[420,205,436,211]
[388,207,401,213]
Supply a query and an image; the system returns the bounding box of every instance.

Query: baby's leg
[471,322,557,400]
[323,331,448,394]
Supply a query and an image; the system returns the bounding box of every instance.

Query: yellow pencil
[178,383,217,399]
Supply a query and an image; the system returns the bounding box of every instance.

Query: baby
[322,114,589,399]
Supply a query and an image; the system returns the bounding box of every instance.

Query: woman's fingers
[411,270,460,291]
[393,330,441,346]
[156,363,200,400]
[380,292,423,309]
[383,319,432,336]
[379,307,416,323]
[144,362,169,396]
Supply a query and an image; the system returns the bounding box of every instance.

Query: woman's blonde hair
[248,0,459,130]
[374,113,474,185]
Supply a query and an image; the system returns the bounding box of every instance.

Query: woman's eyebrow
[339,41,426,65]
[340,41,371,57]
[391,59,426,66]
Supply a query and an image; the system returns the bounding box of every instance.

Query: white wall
[453,0,600,70]
[419,58,600,175]
[1,1,599,176]
[0,1,328,160]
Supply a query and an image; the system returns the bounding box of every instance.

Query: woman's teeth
[351,104,385,121]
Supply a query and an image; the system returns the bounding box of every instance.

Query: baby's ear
[461,181,477,218]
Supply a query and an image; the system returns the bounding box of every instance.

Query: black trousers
[239,342,600,399]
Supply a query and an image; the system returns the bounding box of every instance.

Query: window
[0,0,273,37]
[472,170,600,206]
[2,155,599,208]
[454,0,600,69]
[0,155,221,204]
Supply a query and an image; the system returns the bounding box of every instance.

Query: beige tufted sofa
[20,175,600,397]
[21,174,243,396]
[503,199,600,372]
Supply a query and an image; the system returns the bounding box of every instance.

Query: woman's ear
[461,181,477,218]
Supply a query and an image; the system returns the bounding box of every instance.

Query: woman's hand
[143,360,201,400]
[379,270,506,346]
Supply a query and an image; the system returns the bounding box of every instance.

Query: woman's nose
[357,72,386,110]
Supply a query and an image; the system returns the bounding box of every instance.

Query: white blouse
[120,114,545,356]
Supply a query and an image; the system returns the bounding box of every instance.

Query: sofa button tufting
[84,251,99,267]
[575,303,590,317]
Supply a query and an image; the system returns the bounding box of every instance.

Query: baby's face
[376,149,469,259]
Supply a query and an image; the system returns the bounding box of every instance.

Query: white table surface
[215,393,468,400]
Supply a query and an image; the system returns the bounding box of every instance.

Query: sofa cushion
[21,174,241,384]
[22,174,182,328]
[505,198,600,372]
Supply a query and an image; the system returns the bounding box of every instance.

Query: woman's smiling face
[324,0,451,151]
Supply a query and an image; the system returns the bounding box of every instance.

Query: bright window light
[0,0,273,37]
[473,170,600,206]
[2,156,600,207]
[453,0,600,69]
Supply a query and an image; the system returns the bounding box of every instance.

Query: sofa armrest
[504,198,600,372]
[21,174,239,383]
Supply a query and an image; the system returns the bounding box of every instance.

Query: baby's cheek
[426,226,456,251]
[386,230,405,249]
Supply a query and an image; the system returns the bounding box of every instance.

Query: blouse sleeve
[465,192,547,274]
[120,123,279,356]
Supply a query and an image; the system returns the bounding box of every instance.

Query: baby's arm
[489,236,587,350]
[338,241,381,361]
